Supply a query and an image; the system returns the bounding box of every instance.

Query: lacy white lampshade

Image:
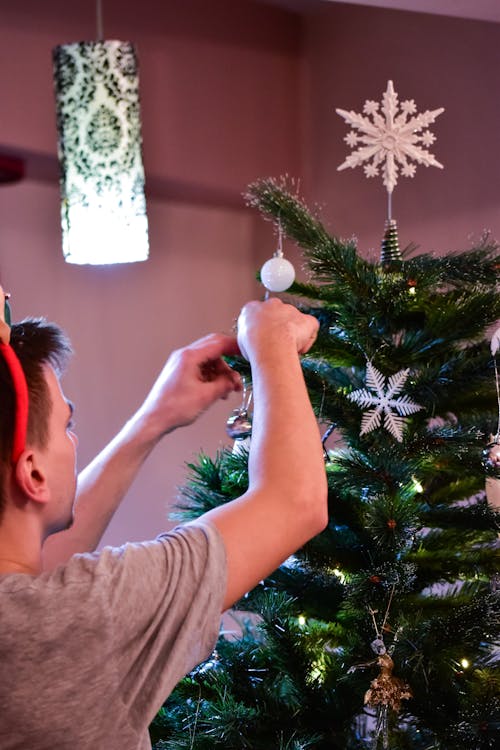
[53,40,149,265]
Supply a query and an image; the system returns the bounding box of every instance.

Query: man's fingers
[198,359,220,383]
[198,357,242,397]
[298,318,320,354]
[190,333,241,359]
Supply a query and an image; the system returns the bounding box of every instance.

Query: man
[0,288,327,749]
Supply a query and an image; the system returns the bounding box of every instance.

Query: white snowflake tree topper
[336,80,444,197]
[348,362,423,442]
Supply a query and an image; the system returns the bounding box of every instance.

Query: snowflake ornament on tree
[348,362,423,442]
[336,80,444,195]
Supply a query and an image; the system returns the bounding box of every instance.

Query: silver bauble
[226,409,252,440]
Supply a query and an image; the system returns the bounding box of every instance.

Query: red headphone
[0,290,29,464]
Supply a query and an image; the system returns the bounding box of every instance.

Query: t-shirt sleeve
[71,520,227,728]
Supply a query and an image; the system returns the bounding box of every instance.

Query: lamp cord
[96,0,104,40]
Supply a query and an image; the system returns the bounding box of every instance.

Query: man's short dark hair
[0,318,72,515]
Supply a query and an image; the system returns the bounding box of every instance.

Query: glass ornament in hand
[226,381,253,440]
[260,223,295,293]
[226,410,252,440]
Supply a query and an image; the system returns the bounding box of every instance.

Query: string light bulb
[412,476,424,494]
[333,567,346,584]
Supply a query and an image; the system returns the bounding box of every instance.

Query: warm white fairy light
[412,476,424,494]
[333,567,346,584]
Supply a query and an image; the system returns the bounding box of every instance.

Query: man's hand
[237,298,319,362]
[137,333,243,436]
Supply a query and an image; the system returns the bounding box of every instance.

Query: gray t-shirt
[0,521,226,749]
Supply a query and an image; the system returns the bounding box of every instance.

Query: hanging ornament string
[367,584,396,652]
[321,423,336,462]
[380,584,394,639]
[317,378,337,462]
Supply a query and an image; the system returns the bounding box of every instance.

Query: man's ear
[14,449,50,505]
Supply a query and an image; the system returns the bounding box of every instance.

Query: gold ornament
[364,652,412,713]
[348,591,412,749]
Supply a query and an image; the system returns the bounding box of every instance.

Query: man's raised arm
[203,299,328,611]
[42,334,242,569]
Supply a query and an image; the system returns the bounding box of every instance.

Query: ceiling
[267,0,500,23]
[325,0,500,23]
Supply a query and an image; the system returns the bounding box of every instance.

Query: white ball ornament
[260,255,296,293]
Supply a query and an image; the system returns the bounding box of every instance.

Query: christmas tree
[151,82,500,750]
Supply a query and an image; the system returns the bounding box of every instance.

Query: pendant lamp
[52,4,148,265]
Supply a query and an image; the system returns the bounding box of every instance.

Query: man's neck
[0,556,39,575]
[0,509,43,575]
